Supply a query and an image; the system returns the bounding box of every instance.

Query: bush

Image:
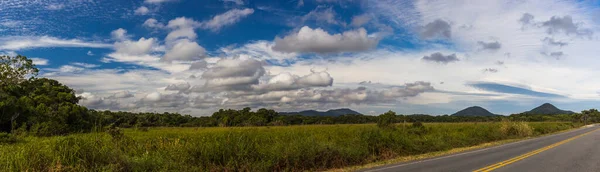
[499,121,533,137]
[0,132,17,144]
[377,111,396,129]
[106,124,124,140]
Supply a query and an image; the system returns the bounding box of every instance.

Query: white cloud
[201,56,265,90]
[135,6,150,15]
[0,36,112,51]
[143,18,165,29]
[162,39,206,61]
[351,14,371,27]
[87,51,94,56]
[221,0,244,5]
[111,28,129,41]
[272,26,380,53]
[144,0,175,4]
[71,62,99,68]
[46,4,65,10]
[302,7,340,25]
[114,37,157,55]
[221,40,298,63]
[31,58,49,66]
[200,8,254,32]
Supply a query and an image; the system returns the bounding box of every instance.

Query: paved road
[361,125,600,172]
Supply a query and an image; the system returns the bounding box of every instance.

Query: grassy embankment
[0,122,581,171]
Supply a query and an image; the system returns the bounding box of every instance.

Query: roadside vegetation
[0,55,596,171]
[0,122,581,171]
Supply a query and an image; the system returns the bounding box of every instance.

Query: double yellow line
[473,128,600,172]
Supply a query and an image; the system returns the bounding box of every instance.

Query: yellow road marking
[473,128,600,172]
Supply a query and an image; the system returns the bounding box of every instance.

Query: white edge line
[364,125,596,172]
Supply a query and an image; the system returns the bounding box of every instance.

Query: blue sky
[1,0,600,116]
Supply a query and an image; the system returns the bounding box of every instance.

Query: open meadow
[0,122,581,171]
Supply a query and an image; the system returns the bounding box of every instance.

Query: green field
[0,122,581,171]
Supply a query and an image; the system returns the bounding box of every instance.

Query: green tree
[377,110,396,128]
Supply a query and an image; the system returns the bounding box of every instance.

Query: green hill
[523,103,575,115]
[451,106,498,116]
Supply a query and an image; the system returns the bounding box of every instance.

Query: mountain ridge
[279,108,362,117]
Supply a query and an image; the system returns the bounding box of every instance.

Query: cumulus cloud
[542,15,591,36]
[165,82,191,92]
[301,7,340,25]
[519,13,534,25]
[189,60,208,70]
[272,26,379,53]
[478,41,502,50]
[111,90,134,98]
[422,52,459,64]
[143,18,165,29]
[162,39,206,61]
[543,37,568,47]
[111,28,129,41]
[135,6,150,15]
[114,37,157,55]
[200,8,254,32]
[252,71,333,91]
[420,19,451,39]
[201,57,265,91]
[351,14,371,27]
[31,58,49,66]
[0,36,111,51]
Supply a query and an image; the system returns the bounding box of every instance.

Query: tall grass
[0,122,581,171]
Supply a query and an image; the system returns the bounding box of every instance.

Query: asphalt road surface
[361,125,600,172]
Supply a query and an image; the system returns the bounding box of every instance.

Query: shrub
[106,124,124,140]
[377,111,396,129]
[0,132,17,144]
[499,121,533,137]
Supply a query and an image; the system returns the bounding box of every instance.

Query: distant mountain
[451,106,498,116]
[522,103,575,115]
[280,108,362,117]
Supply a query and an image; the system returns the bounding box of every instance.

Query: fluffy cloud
[143,18,165,29]
[111,28,129,41]
[31,58,49,66]
[420,19,451,39]
[422,52,459,64]
[114,37,157,55]
[351,14,371,27]
[478,41,502,50]
[200,8,254,32]
[135,6,150,15]
[165,82,191,92]
[201,57,265,91]
[519,13,535,25]
[272,26,379,53]
[162,39,206,61]
[253,71,333,91]
[543,37,568,47]
[542,15,591,35]
[301,7,340,25]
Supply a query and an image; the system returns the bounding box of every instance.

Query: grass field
[0,122,582,171]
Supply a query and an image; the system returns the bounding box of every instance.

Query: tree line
[1,55,598,136]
